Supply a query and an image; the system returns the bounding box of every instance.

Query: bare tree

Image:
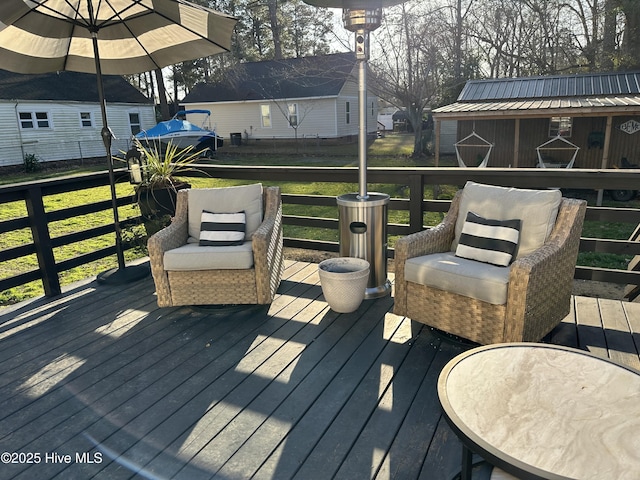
[371,2,451,156]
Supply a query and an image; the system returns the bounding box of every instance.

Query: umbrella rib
[94,0,154,30]
[103,0,164,71]
[37,0,90,28]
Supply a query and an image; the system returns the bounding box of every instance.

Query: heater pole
[357,30,368,199]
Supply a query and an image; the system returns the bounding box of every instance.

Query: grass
[0,133,637,305]
[560,188,639,270]
[0,181,144,306]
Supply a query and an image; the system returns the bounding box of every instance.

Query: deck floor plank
[1,302,193,442]
[242,297,396,480]
[622,302,640,363]
[0,290,159,408]
[0,259,638,480]
[67,261,319,480]
[291,307,412,480]
[547,297,579,348]
[254,296,398,480]
[573,296,608,358]
[168,296,332,479]
[598,299,640,369]
[87,261,323,479]
[334,326,441,480]
[374,335,465,480]
[10,308,207,479]
[0,281,156,382]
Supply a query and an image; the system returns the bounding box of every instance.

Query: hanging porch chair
[455,131,494,168]
[536,135,579,169]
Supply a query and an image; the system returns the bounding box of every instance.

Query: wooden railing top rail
[182,165,640,190]
[3,167,639,200]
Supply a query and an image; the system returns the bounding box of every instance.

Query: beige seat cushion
[405,252,511,305]
[186,183,263,243]
[163,242,254,271]
[453,181,561,258]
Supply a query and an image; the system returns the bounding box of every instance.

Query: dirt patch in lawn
[571,279,626,300]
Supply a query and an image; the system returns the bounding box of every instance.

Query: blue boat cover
[135,118,213,139]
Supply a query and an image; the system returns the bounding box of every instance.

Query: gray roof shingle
[182,52,356,103]
[0,69,151,104]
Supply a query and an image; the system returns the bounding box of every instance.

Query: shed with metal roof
[432,72,640,169]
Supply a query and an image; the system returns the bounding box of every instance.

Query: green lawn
[0,133,636,305]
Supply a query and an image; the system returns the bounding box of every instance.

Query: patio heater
[303,0,404,298]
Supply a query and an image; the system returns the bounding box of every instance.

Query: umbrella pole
[90,31,149,284]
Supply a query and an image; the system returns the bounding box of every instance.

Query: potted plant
[128,139,205,237]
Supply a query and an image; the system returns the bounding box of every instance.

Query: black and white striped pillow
[455,211,521,266]
[199,211,246,246]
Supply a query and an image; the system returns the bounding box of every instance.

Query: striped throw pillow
[199,211,246,246]
[455,211,521,266]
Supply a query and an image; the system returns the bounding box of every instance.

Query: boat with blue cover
[135,110,222,157]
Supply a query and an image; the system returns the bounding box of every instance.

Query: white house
[181,53,378,144]
[0,69,155,167]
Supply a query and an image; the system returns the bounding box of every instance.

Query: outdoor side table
[437,343,640,480]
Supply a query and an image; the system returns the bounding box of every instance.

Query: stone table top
[438,343,640,480]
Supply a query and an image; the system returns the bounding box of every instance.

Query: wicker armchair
[148,184,284,307]
[394,182,586,345]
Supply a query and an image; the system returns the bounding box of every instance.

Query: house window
[549,116,572,137]
[288,103,298,127]
[19,111,50,129]
[80,112,93,128]
[261,104,271,128]
[129,112,141,135]
[346,101,350,124]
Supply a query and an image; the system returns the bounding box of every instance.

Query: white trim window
[261,104,272,128]
[549,116,572,137]
[129,112,141,135]
[288,103,298,127]
[19,111,51,129]
[80,112,94,128]
[346,101,350,124]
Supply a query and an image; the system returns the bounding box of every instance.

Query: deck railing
[2,165,640,298]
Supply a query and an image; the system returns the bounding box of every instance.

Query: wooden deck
[1,259,639,480]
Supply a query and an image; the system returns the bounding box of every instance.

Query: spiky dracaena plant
[125,139,207,237]
[134,138,205,190]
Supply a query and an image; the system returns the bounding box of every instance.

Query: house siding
[0,101,155,167]
[182,60,378,142]
[334,75,378,137]
[184,98,352,141]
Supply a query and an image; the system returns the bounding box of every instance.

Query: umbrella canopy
[0,0,237,282]
[0,0,237,75]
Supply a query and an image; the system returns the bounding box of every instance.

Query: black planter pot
[136,182,190,237]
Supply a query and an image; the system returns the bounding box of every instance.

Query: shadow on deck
[1,259,639,479]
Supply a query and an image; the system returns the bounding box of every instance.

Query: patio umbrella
[0,0,237,283]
